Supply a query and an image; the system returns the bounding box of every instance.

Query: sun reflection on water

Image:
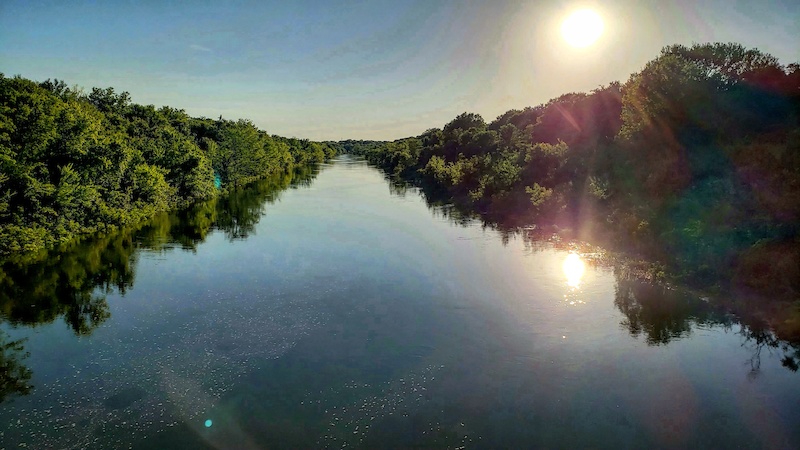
[563,253,586,288]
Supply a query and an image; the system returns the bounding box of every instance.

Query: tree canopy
[0,75,337,258]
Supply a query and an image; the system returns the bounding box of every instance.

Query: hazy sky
[1,0,798,140]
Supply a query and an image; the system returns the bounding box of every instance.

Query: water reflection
[0,166,321,403]
[0,330,32,403]
[614,274,800,374]
[1,156,797,447]
[374,161,800,374]
[562,253,585,288]
[613,274,727,345]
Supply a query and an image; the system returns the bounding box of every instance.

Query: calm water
[1,156,798,449]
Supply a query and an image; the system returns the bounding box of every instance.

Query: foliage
[0,74,337,257]
[355,42,800,302]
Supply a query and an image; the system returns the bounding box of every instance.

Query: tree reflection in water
[613,274,800,373]
[0,331,32,403]
[381,170,800,375]
[0,166,320,403]
[613,274,726,346]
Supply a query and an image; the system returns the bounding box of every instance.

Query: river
[1,155,798,449]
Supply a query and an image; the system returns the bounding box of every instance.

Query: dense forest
[0,75,336,259]
[353,43,800,308]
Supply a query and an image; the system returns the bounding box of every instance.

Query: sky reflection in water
[0,156,798,449]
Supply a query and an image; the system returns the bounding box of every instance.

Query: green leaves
[0,75,337,257]
[131,163,173,210]
[525,183,552,207]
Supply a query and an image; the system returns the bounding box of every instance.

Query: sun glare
[563,253,586,288]
[561,9,604,48]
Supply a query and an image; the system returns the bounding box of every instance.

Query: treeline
[354,43,800,299]
[329,139,388,155]
[0,75,336,257]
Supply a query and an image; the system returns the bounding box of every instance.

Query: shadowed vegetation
[351,43,800,316]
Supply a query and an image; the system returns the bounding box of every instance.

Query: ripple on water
[304,364,474,449]
[0,284,339,449]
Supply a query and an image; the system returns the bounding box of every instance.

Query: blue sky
[1,0,798,140]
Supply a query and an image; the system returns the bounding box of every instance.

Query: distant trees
[0,74,337,257]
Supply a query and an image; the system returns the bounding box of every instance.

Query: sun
[561,9,604,48]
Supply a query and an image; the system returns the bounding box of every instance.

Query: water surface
[1,156,798,449]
